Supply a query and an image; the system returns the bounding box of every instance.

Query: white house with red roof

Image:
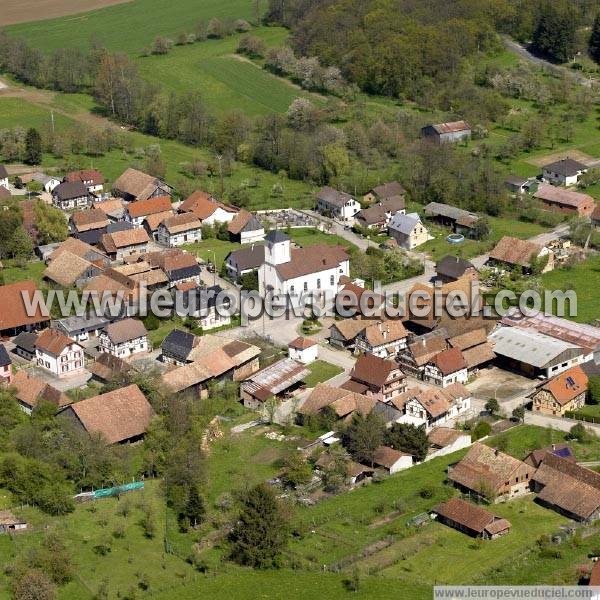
[35,329,85,378]
[288,337,319,364]
[258,231,349,307]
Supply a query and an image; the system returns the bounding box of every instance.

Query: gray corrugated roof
[424,202,476,222]
[489,327,583,368]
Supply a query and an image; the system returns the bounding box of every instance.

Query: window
[304,282,308,291]
[330,275,334,285]
[317,279,321,289]
[290,285,295,293]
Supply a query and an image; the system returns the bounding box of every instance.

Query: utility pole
[215,154,224,198]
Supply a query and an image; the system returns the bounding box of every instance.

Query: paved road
[502,37,596,88]
[525,410,600,434]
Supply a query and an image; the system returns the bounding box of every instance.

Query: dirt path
[502,36,596,88]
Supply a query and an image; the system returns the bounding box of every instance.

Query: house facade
[542,158,587,187]
[532,366,588,416]
[355,321,408,358]
[98,318,149,358]
[344,353,406,401]
[388,212,429,250]
[157,213,202,247]
[52,181,91,210]
[288,337,319,364]
[423,347,468,388]
[65,169,104,194]
[125,196,173,227]
[316,187,361,221]
[35,329,85,378]
[421,121,471,144]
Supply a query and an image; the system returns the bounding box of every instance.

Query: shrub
[471,421,491,441]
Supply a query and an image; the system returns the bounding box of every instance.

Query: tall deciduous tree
[229,483,288,568]
[24,128,42,165]
[342,412,385,466]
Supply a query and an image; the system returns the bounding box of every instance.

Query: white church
[258,230,350,306]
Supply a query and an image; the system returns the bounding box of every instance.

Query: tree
[24,128,42,165]
[472,217,490,240]
[512,406,525,422]
[12,569,57,600]
[532,2,577,63]
[229,483,288,568]
[283,452,312,487]
[6,227,34,260]
[34,203,68,244]
[385,423,428,462]
[471,421,491,441]
[589,14,600,63]
[588,376,600,405]
[182,484,205,528]
[566,422,593,443]
[485,398,500,416]
[342,412,385,466]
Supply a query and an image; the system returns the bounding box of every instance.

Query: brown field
[527,149,596,167]
[0,0,132,26]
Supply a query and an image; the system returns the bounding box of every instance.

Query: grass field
[303,360,343,387]
[137,27,316,116]
[541,255,600,324]
[5,0,254,53]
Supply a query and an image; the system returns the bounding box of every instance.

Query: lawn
[290,228,357,251]
[136,27,317,116]
[303,360,343,387]
[541,255,600,324]
[572,403,600,421]
[418,215,547,262]
[1,259,46,285]
[5,0,255,53]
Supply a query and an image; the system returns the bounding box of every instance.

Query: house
[92,198,126,222]
[0,281,50,337]
[59,384,154,444]
[355,320,409,357]
[258,231,350,307]
[157,213,202,247]
[533,183,595,216]
[228,210,265,244]
[89,352,133,384]
[162,335,261,396]
[398,383,471,431]
[501,308,600,362]
[355,196,406,231]
[43,250,105,288]
[363,181,405,205]
[179,285,231,330]
[487,236,554,274]
[505,175,538,195]
[542,158,588,187]
[423,202,480,235]
[328,318,380,351]
[524,443,575,469]
[372,446,413,474]
[448,328,496,374]
[592,205,600,228]
[65,169,105,194]
[431,498,511,539]
[179,190,237,225]
[336,278,385,318]
[288,337,319,364]
[424,347,468,388]
[52,181,91,210]
[315,452,374,486]
[11,370,71,414]
[0,510,28,534]
[112,260,168,291]
[421,121,471,144]
[434,256,478,284]
[448,442,535,502]
[343,353,406,401]
[241,358,309,410]
[69,208,109,235]
[225,244,265,280]
[98,318,149,358]
[12,332,38,361]
[53,314,111,342]
[398,331,448,377]
[101,228,150,260]
[144,210,178,240]
[47,237,110,268]
[160,329,200,366]
[0,344,12,385]
[32,172,61,193]
[316,187,361,221]
[148,250,202,288]
[34,328,85,378]
[531,453,600,522]
[489,327,586,379]
[531,366,588,416]
[0,165,8,189]
[297,383,377,424]
[113,168,172,202]
[426,427,472,461]
[125,196,173,227]
[388,212,429,250]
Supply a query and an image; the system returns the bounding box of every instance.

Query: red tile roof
[430,347,467,376]
[0,281,49,331]
[127,196,172,218]
[288,337,318,350]
[35,328,80,355]
[542,366,588,406]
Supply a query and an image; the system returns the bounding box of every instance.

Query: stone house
[531,365,588,416]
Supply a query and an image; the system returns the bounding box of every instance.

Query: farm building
[355,320,409,357]
[113,168,172,201]
[434,256,478,284]
[487,236,554,274]
[505,175,538,195]
[533,183,595,216]
[89,352,134,384]
[448,443,535,502]
[489,326,586,379]
[372,446,413,474]
[363,181,406,204]
[328,318,380,351]
[0,511,28,535]
[125,196,173,227]
[426,427,472,461]
[421,121,471,144]
[431,498,511,539]
[228,210,265,244]
[298,384,377,424]
[240,358,309,410]
[423,202,479,235]
[11,370,70,415]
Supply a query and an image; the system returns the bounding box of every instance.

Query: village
[2,123,600,589]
